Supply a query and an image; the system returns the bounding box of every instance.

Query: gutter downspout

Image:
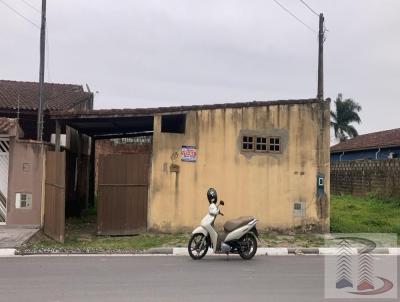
[339,152,345,161]
[375,148,381,160]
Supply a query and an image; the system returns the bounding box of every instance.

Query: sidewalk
[0,225,39,256]
[0,225,38,248]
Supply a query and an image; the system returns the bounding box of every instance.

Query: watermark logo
[325,233,397,299]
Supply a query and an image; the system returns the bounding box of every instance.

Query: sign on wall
[181,146,197,162]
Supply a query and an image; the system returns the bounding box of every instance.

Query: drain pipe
[375,148,381,160]
[339,152,345,161]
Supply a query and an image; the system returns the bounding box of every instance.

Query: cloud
[1,0,399,133]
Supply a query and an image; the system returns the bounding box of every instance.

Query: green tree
[330,93,362,142]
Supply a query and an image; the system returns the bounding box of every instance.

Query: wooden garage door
[97,153,150,235]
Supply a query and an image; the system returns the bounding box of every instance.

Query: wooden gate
[44,151,66,243]
[97,153,150,235]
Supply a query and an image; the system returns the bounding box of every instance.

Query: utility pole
[317,13,324,101]
[37,0,46,141]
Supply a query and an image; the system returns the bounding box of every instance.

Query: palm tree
[331,93,362,142]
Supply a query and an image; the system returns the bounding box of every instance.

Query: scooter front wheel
[188,233,209,260]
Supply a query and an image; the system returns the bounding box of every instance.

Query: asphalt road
[0,255,398,302]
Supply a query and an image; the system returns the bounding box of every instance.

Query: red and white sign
[181,146,197,162]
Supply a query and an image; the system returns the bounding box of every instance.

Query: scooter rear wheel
[238,233,257,260]
[188,233,208,260]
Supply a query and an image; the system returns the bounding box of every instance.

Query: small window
[161,114,186,134]
[269,137,281,152]
[255,137,267,152]
[16,193,32,209]
[293,201,305,216]
[242,136,254,151]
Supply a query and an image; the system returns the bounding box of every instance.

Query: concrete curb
[10,247,400,257]
[173,247,400,256]
[0,249,16,256]
[264,248,288,256]
[389,248,400,255]
[15,249,172,256]
[141,247,173,255]
[287,248,319,255]
[287,248,399,255]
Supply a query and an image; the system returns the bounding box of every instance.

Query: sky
[1,0,399,136]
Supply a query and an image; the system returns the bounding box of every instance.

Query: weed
[331,194,400,242]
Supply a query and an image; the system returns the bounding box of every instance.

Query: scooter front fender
[192,225,208,237]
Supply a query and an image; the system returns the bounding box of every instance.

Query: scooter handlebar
[219,211,224,216]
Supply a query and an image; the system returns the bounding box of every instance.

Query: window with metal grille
[269,137,281,152]
[242,136,254,151]
[255,137,267,152]
[15,193,32,209]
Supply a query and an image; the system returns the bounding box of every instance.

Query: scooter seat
[223,216,255,233]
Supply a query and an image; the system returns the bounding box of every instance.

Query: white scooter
[188,199,259,260]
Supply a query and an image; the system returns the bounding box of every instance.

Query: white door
[0,139,9,223]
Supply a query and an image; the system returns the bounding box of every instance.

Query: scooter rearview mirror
[219,200,224,206]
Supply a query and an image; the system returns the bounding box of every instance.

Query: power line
[271,0,317,34]
[19,0,40,14]
[0,0,40,28]
[2,0,52,82]
[299,0,319,17]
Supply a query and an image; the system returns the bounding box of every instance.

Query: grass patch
[27,232,189,250]
[21,209,326,251]
[22,211,189,251]
[260,233,324,248]
[331,194,400,238]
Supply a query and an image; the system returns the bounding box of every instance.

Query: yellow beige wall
[148,101,330,232]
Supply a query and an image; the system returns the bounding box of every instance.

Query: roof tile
[0,80,92,111]
[331,128,400,152]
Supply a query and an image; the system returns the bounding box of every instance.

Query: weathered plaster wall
[6,139,45,226]
[148,101,330,232]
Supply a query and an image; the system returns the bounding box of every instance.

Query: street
[0,255,398,302]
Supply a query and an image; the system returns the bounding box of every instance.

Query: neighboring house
[52,98,331,235]
[0,80,94,226]
[0,80,93,141]
[0,117,46,225]
[331,128,400,161]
